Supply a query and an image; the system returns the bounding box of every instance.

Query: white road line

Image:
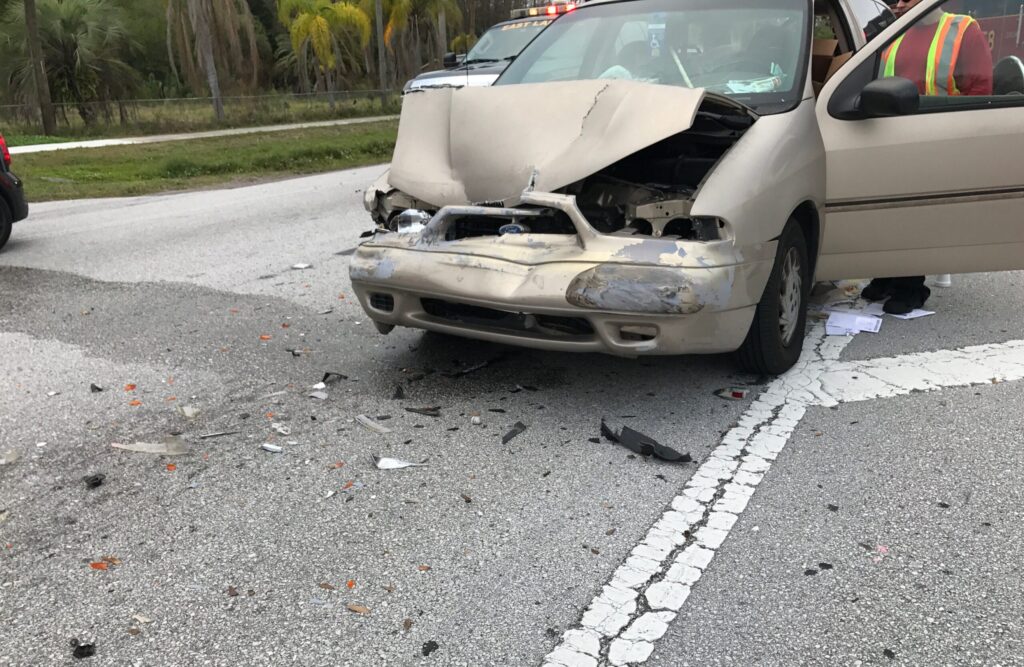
[8,115,399,154]
[543,328,1024,667]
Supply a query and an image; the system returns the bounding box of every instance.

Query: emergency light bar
[510,1,575,19]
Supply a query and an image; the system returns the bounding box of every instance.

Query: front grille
[421,298,593,338]
[446,210,576,240]
[369,293,394,312]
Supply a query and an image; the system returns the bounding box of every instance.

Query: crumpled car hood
[389,80,717,206]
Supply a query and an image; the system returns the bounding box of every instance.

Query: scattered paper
[888,309,935,320]
[372,455,427,470]
[826,311,882,336]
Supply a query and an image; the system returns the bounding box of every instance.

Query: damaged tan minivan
[352,0,1024,374]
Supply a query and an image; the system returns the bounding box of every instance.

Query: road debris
[132,614,152,624]
[356,415,392,434]
[600,420,692,462]
[318,582,335,591]
[272,423,292,436]
[346,603,370,614]
[715,388,749,400]
[372,455,427,470]
[82,474,106,489]
[392,385,405,400]
[308,391,329,401]
[261,443,284,454]
[0,450,19,466]
[177,405,201,420]
[111,437,188,456]
[826,311,882,336]
[405,406,441,417]
[470,415,483,426]
[198,430,240,440]
[460,493,472,503]
[292,263,313,270]
[70,638,95,659]
[443,356,504,377]
[322,371,348,385]
[502,421,528,444]
[403,618,414,632]
[47,391,61,397]
[422,640,440,656]
[89,383,104,393]
[890,309,935,320]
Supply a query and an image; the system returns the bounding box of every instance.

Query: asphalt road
[1,169,1022,666]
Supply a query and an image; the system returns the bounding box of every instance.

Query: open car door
[815,0,1024,281]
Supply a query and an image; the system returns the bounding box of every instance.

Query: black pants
[874,276,926,296]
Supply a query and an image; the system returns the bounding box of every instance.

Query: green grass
[1,94,401,143]
[4,133,74,146]
[15,121,398,201]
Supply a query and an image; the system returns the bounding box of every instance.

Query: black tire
[735,217,810,375]
[0,199,11,252]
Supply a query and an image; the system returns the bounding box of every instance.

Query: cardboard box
[812,38,839,83]
[826,51,853,82]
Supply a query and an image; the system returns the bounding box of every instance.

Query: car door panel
[815,0,1024,281]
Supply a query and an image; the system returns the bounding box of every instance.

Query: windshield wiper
[462,58,499,65]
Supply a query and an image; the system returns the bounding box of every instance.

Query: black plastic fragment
[600,420,691,463]
[406,406,441,417]
[883,648,896,660]
[818,562,834,570]
[392,386,406,400]
[359,229,375,238]
[82,474,105,490]
[588,437,600,444]
[502,422,528,444]
[804,568,819,576]
[89,383,104,393]
[422,640,440,656]
[70,638,95,659]
[322,371,348,385]
[826,504,840,512]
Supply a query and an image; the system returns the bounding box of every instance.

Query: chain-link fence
[0,90,402,138]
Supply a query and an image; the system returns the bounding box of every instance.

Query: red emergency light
[0,135,10,168]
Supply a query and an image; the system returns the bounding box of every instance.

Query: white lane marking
[543,329,1024,667]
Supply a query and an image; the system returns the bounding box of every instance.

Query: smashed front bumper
[350,192,776,356]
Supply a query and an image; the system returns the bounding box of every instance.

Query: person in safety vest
[861,0,993,314]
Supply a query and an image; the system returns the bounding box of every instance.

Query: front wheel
[0,199,11,252]
[735,218,809,375]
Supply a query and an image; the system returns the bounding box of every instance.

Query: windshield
[465,19,554,62]
[496,0,810,113]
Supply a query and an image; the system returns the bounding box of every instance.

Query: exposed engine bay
[366,98,753,243]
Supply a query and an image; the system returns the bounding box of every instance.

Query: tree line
[0,0,527,134]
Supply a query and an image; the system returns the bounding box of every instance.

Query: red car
[0,133,29,251]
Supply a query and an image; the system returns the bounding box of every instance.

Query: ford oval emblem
[498,223,530,235]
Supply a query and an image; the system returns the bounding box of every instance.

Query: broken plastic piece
[715,388,749,400]
[502,422,528,444]
[470,416,482,426]
[111,437,188,456]
[600,419,692,462]
[70,638,96,659]
[372,455,428,470]
[271,422,292,436]
[177,405,200,420]
[308,391,329,401]
[356,414,392,434]
[82,474,106,489]
[198,430,239,439]
[89,383,104,393]
[322,371,348,385]
[291,263,313,270]
[405,406,441,417]
[261,443,283,453]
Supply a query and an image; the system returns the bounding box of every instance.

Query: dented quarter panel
[388,80,708,206]
[690,98,825,249]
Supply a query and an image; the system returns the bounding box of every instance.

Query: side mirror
[443,52,458,68]
[857,77,920,117]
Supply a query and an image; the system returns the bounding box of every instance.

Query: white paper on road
[825,301,885,317]
[826,311,882,336]
[888,309,935,320]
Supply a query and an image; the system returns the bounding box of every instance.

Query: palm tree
[22,0,55,134]
[277,0,371,94]
[371,0,460,81]
[166,0,260,121]
[0,0,140,126]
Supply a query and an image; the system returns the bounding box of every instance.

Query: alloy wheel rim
[778,247,802,346]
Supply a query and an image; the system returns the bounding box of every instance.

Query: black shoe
[883,285,931,315]
[861,278,894,302]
